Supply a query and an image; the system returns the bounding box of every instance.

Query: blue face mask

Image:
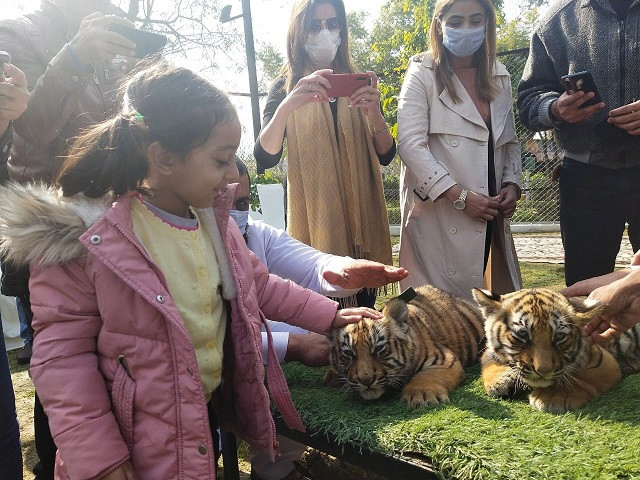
[229,209,249,235]
[442,25,486,58]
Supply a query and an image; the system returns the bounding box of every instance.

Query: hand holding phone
[561,71,603,109]
[321,73,373,98]
[108,24,167,58]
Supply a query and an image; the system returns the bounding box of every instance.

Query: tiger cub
[325,285,484,408]
[473,287,640,413]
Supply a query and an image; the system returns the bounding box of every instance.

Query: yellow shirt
[131,197,226,400]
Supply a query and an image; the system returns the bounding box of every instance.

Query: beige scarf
[286,98,392,265]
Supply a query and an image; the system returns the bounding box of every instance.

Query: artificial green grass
[282,363,640,480]
[282,263,640,480]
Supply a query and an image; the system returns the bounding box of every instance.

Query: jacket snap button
[90,235,102,245]
[198,444,207,455]
[156,295,165,303]
[448,267,456,275]
[449,227,457,234]
[450,139,459,147]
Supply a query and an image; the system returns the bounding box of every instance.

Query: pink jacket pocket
[112,354,137,453]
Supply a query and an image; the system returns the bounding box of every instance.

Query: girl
[253,0,395,308]
[0,61,381,480]
[397,0,522,300]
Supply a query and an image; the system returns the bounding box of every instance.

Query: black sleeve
[516,32,564,131]
[253,78,287,170]
[377,138,396,167]
[0,122,12,163]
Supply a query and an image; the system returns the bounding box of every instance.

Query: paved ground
[393,233,635,267]
[513,233,634,266]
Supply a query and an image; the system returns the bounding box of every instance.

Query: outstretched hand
[582,270,640,343]
[322,259,408,290]
[332,307,383,328]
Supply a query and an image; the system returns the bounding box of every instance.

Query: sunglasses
[308,17,342,36]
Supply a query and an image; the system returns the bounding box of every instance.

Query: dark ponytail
[56,60,237,198]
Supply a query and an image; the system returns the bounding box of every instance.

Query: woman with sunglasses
[397,0,522,299]
[254,0,395,312]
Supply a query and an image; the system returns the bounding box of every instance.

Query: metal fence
[241,47,563,227]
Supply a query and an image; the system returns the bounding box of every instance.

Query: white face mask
[304,29,341,67]
[442,25,486,58]
[229,209,249,235]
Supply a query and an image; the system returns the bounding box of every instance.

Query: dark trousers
[559,157,640,286]
[17,294,56,480]
[0,319,23,480]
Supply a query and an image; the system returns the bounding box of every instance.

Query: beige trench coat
[397,54,522,300]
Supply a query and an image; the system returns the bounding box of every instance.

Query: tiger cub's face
[327,301,413,401]
[473,288,605,388]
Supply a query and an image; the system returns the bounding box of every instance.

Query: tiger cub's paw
[401,384,451,409]
[529,388,590,414]
[482,365,518,397]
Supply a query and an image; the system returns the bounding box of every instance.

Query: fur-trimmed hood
[0,182,115,268]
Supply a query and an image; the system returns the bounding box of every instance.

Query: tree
[120,0,241,74]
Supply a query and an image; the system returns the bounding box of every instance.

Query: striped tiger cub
[473,287,640,413]
[325,285,484,408]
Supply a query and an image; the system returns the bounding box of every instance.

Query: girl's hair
[429,0,498,103]
[56,60,237,198]
[279,0,356,93]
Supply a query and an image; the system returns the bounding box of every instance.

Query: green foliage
[256,42,284,90]
[249,170,284,213]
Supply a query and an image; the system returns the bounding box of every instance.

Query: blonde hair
[429,0,498,103]
[279,0,356,93]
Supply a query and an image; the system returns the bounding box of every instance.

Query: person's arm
[516,31,565,132]
[0,62,29,161]
[29,260,130,480]
[253,79,287,169]
[0,15,135,146]
[583,268,640,343]
[497,72,522,218]
[255,69,332,169]
[397,61,456,203]
[253,220,360,297]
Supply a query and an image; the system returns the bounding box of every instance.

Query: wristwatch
[453,189,468,210]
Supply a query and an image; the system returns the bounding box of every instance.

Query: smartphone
[322,73,373,98]
[560,71,603,108]
[108,24,167,58]
[0,50,11,65]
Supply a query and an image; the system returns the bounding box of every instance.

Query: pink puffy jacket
[4,184,339,480]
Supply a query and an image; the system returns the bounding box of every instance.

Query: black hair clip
[397,287,417,303]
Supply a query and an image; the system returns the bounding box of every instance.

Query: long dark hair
[56,60,237,198]
[430,0,498,103]
[280,0,356,93]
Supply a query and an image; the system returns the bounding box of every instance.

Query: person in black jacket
[517,0,640,286]
[0,58,29,480]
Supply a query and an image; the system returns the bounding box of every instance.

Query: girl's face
[440,0,486,30]
[162,118,241,217]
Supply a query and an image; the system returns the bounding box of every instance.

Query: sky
[2,0,525,151]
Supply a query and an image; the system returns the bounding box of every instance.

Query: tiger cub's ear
[566,296,608,326]
[382,298,409,326]
[471,288,502,317]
